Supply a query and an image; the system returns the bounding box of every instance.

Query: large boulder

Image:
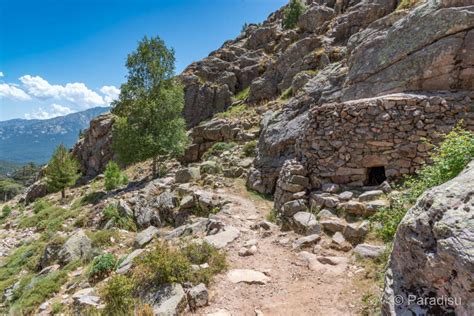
[382,161,474,315]
[58,230,92,265]
[22,181,48,204]
[343,0,474,100]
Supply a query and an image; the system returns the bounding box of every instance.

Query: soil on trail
[190,181,372,316]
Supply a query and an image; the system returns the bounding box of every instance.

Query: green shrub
[104,161,128,191]
[89,253,118,281]
[280,87,293,100]
[102,204,137,231]
[33,199,51,214]
[266,209,278,223]
[283,0,305,29]
[102,275,135,316]
[397,0,421,10]
[215,104,248,119]
[369,195,407,242]
[134,242,191,286]
[202,142,237,159]
[1,205,12,219]
[234,87,249,101]
[19,204,74,233]
[10,269,69,314]
[80,191,106,206]
[182,242,227,285]
[405,125,474,202]
[89,230,120,247]
[243,140,257,157]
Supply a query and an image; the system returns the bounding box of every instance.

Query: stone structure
[297,92,474,186]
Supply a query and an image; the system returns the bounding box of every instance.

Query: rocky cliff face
[72,113,114,179]
[248,0,474,194]
[382,160,474,316]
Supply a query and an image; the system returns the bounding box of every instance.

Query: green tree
[104,161,128,191]
[44,144,80,200]
[283,0,305,29]
[112,36,188,176]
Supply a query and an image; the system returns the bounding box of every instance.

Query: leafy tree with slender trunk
[44,144,80,200]
[112,36,188,176]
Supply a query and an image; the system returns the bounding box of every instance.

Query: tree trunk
[61,189,66,201]
[152,156,158,178]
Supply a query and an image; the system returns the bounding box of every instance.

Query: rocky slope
[2,0,473,315]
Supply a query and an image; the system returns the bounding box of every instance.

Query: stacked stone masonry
[296,92,474,186]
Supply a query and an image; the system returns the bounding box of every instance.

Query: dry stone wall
[296,92,474,186]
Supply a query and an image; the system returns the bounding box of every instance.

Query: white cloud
[51,103,74,116]
[0,83,31,101]
[19,75,105,107]
[100,85,120,103]
[0,72,4,77]
[25,103,73,120]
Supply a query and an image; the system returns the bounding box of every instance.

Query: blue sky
[0,0,287,121]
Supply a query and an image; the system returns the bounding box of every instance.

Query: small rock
[239,245,258,256]
[358,190,384,202]
[322,183,340,193]
[331,232,352,251]
[292,234,321,250]
[141,283,187,315]
[179,195,195,209]
[292,212,321,235]
[338,201,366,215]
[187,283,208,310]
[354,244,386,259]
[338,191,354,201]
[227,269,270,285]
[320,217,347,233]
[134,226,159,248]
[117,249,145,274]
[203,226,240,249]
[365,200,388,214]
[343,221,369,243]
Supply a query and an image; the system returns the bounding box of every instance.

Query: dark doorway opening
[366,166,387,186]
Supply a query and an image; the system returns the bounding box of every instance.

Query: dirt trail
[191,183,369,316]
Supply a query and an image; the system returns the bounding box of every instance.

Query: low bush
[202,142,236,159]
[89,253,118,281]
[280,87,293,100]
[89,229,120,247]
[397,0,421,10]
[102,241,227,314]
[243,140,257,157]
[0,205,12,220]
[104,161,128,191]
[102,204,137,231]
[101,275,135,316]
[234,87,249,101]
[215,104,248,119]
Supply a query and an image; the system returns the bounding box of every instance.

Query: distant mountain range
[0,107,110,165]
